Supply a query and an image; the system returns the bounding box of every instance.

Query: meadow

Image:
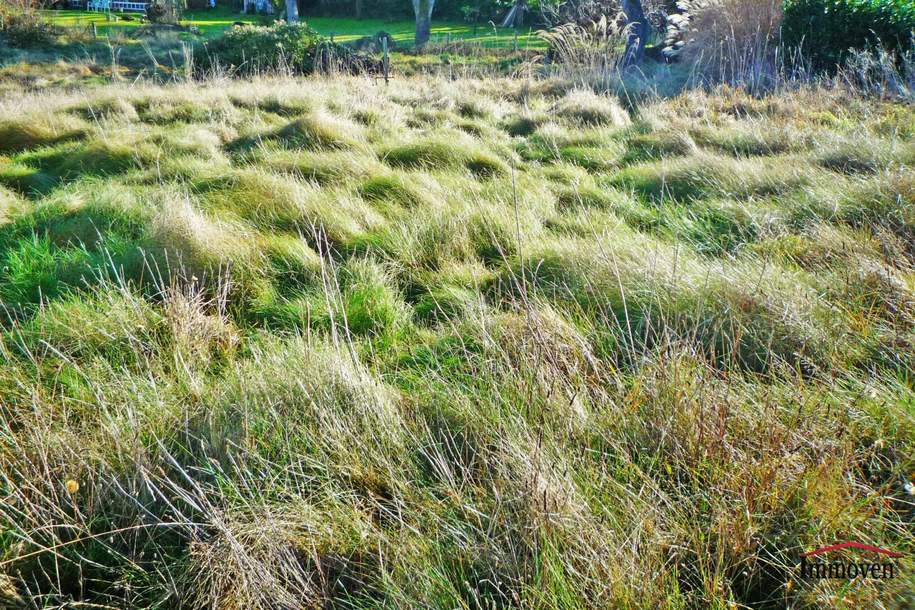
[3,0,915,599]
[0,69,912,607]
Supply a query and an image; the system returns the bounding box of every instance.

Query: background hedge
[783,0,915,69]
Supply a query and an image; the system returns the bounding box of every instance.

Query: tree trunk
[621,0,649,66]
[285,0,299,22]
[355,0,362,19]
[500,0,524,28]
[412,0,434,47]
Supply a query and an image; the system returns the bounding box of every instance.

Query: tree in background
[413,0,435,46]
[0,0,36,13]
[621,0,648,64]
[500,0,525,27]
[783,0,915,70]
[286,0,299,21]
[146,0,184,23]
[0,0,65,47]
[460,0,509,32]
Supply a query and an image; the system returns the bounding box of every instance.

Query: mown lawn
[40,7,261,37]
[40,7,542,46]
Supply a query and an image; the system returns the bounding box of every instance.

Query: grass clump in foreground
[0,75,913,609]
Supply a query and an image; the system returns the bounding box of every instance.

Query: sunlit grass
[38,8,544,46]
[0,75,912,609]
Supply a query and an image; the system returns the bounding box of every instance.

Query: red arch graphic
[801,541,903,558]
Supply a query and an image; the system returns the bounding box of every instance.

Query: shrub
[197,22,324,74]
[0,11,63,48]
[197,22,372,76]
[783,0,915,70]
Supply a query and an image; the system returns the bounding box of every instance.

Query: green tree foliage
[0,3,62,47]
[197,22,326,73]
[783,0,915,69]
[197,22,374,74]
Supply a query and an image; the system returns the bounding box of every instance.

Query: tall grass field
[0,14,913,608]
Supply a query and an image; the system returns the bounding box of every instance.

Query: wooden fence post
[382,36,389,84]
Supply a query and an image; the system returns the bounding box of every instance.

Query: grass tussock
[554,88,631,127]
[274,112,363,150]
[611,151,812,201]
[358,173,427,209]
[0,115,87,153]
[382,135,509,178]
[0,75,912,610]
[254,147,384,185]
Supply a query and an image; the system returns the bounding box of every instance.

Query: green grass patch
[358,174,426,209]
[611,153,811,202]
[382,136,506,178]
[39,9,545,47]
[274,114,361,150]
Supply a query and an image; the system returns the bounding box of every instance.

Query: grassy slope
[0,76,913,608]
[40,8,542,46]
